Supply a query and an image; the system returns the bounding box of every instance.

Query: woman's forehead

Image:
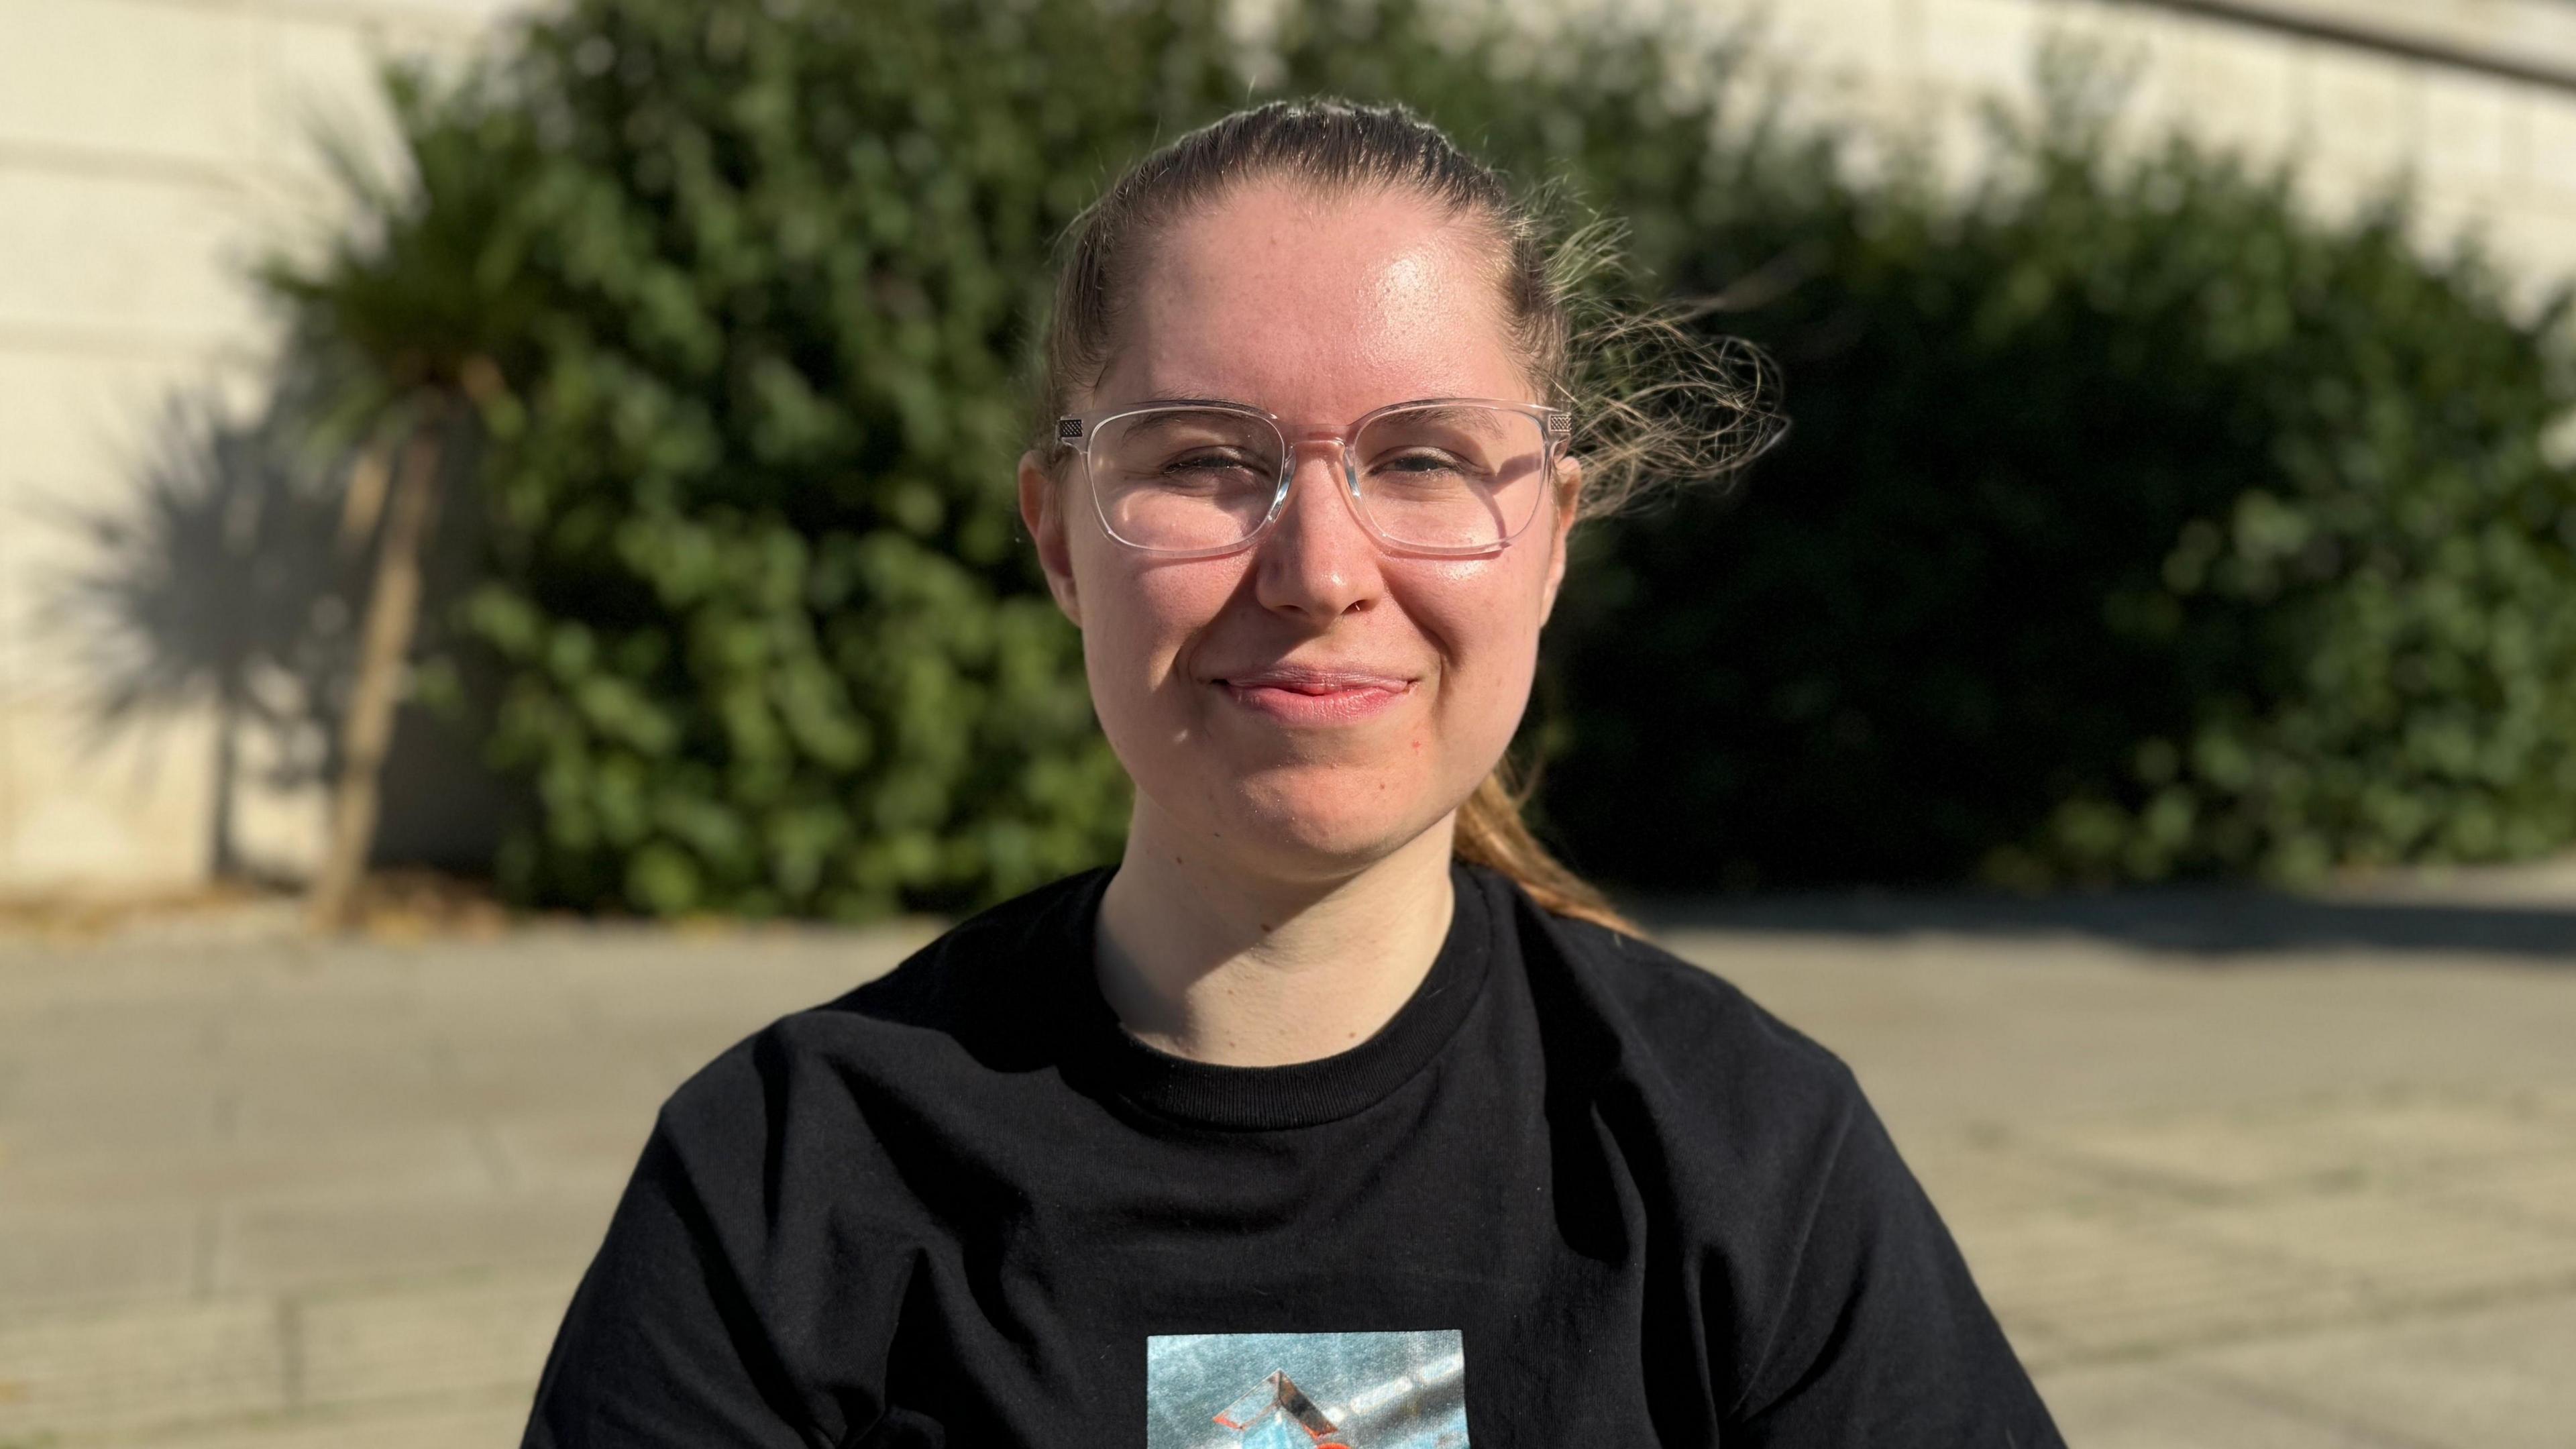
[1101,184,1525,415]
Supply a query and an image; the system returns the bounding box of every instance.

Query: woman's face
[1018,180,1577,878]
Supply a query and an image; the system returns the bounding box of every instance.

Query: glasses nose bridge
[1260,426,1368,543]
[1282,423,1356,464]
[1275,425,1359,495]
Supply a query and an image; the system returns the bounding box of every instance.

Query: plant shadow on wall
[36,377,511,891]
[39,391,351,886]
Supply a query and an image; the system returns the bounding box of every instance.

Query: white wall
[1746,0,2576,293]
[5,0,2575,896]
[0,0,520,894]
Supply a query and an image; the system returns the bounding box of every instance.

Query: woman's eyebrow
[1111,408,1277,447]
[1126,392,1254,409]
[1376,405,1514,433]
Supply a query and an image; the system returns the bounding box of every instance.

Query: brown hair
[1030,97,1781,936]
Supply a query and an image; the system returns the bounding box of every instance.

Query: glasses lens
[1353,405,1551,550]
[1089,408,1285,551]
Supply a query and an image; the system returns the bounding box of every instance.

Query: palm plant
[260,60,539,929]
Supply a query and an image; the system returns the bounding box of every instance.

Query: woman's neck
[1093,805,1460,1067]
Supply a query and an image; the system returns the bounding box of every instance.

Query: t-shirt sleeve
[518,1110,826,1449]
[1727,1089,2063,1447]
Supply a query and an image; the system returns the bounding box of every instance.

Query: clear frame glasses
[1054,396,1572,558]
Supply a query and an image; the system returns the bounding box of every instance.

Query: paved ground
[2,885,2573,1447]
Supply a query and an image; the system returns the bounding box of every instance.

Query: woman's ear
[1018,450,1082,627]
[1539,454,1582,627]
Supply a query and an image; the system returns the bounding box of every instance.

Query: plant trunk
[209,674,240,882]
[309,408,446,931]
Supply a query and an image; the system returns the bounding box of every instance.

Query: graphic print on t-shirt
[1145,1330,1468,1449]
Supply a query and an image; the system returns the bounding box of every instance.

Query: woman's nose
[1251,446,1379,621]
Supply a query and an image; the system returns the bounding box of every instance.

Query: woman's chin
[1214,773,1450,869]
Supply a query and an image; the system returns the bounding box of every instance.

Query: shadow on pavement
[1629,888,2576,962]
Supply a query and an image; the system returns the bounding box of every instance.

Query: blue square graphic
[1146,1330,1468,1449]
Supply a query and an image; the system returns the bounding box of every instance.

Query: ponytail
[1453,753,1640,936]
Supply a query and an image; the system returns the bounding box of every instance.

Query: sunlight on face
[1030,180,1576,879]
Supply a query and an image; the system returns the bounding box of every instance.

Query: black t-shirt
[523,860,2061,1448]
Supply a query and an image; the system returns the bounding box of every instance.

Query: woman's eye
[1167,451,1250,473]
[1155,451,1269,488]
[1378,450,1474,478]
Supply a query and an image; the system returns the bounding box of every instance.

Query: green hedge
[321,0,2576,912]
[1542,110,2576,890]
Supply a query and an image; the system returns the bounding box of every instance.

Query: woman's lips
[1216,676,1413,724]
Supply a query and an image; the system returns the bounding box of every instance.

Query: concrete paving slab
[1902,1134,2139,1220]
[0,1295,285,1442]
[113,1396,537,1449]
[224,1068,493,1146]
[2393,1144,2576,1229]
[419,1042,708,1118]
[215,1193,609,1295]
[2022,1091,2576,1197]
[2170,1192,2576,1308]
[2325,1091,2576,1166]
[0,1056,228,1152]
[1680,938,2576,1135]
[0,1203,200,1306]
[0,1124,498,1211]
[2035,1358,2398,1449]
[299,1271,580,1409]
[2184,1291,2576,1449]
[1953,1203,2368,1364]
[484,1110,653,1195]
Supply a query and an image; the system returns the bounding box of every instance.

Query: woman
[524,98,2060,1448]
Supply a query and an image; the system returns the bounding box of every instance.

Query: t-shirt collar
[1055,859,1499,1131]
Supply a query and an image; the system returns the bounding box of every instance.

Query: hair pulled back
[1031,97,1782,935]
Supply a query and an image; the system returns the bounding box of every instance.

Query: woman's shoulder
[1493,873,1913,1260]
[1486,868,1869,1124]
[653,867,1112,1139]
